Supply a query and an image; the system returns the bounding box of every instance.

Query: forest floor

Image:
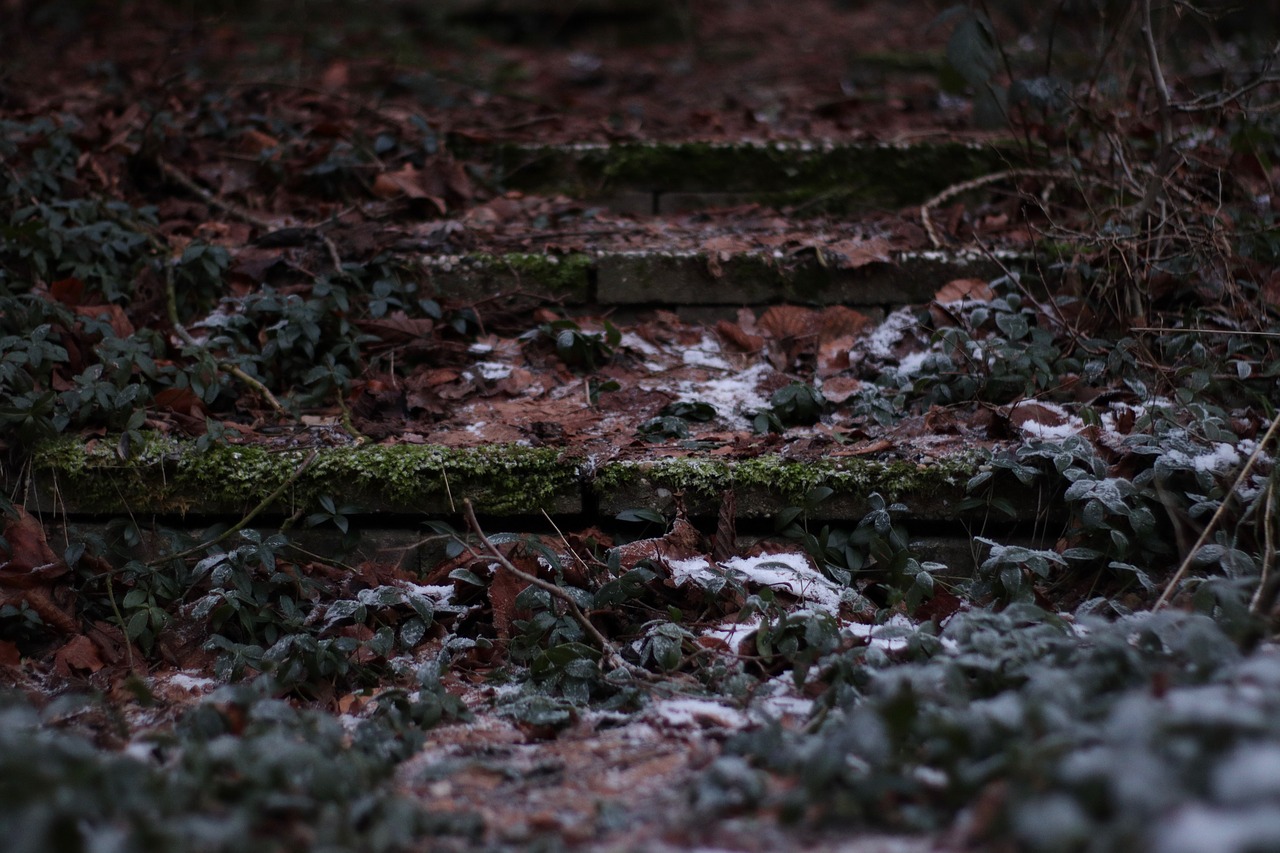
[2,1,1280,851]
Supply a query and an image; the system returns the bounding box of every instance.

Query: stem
[462,499,649,678]
[152,449,320,566]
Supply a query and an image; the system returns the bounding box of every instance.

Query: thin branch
[151,449,320,566]
[156,156,280,232]
[1156,412,1280,609]
[164,262,289,418]
[920,168,1084,249]
[462,499,650,678]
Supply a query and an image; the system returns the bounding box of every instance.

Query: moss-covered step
[24,436,1046,526]
[593,453,1042,523]
[26,438,583,518]
[410,248,1024,307]
[594,249,1016,306]
[419,252,595,304]
[470,140,1018,212]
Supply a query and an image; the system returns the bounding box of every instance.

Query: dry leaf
[759,305,818,341]
[935,278,994,304]
[55,635,104,674]
[825,236,893,269]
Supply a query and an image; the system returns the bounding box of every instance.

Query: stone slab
[473,139,1019,211]
[27,439,584,518]
[595,250,1011,306]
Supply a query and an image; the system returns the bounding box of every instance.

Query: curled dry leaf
[935,277,994,304]
[758,304,819,341]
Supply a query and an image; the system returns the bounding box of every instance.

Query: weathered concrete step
[465,139,1018,213]
[417,248,1020,307]
[26,437,1037,526]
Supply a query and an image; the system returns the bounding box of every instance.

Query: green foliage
[532,317,621,373]
[0,681,474,853]
[753,382,827,433]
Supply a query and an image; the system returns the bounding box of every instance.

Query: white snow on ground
[670,552,844,614]
[895,350,930,377]
[619,331,662,357]
[701,615,762,651]
[471,361,512,381]
[646,697,749,730]
[720,553,845,613]
[167,672,216,692]
[862,307,919,359]
[668,361,773,422]
[681,333,733,370]
[845,613,918,652]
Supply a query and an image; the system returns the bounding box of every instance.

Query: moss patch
[30,437,583,517]
[593,452,984,518]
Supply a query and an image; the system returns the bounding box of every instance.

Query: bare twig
[920,168,1081,249]
[462,499,649,678]
[1249,482,1277,613]
[152,449,320,566]
[1156,412,1280,609]
[164,262,289,418]
[156,156,280,231]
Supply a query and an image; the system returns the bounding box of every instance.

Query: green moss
[31,437,581,517]
[479,252,593,300]
[593,452,983,508]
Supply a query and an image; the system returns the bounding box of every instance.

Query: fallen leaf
[825,235,893,268]
[55,635,104,674]
[935,278,994,304]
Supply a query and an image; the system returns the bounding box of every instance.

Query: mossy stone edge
[22,437,1027,522]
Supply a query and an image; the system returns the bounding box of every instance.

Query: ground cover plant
[1,0,1280,850]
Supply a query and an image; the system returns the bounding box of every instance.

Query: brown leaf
[153,387,209,418]
[1,507,64,581]
[825,236,893,269]
[715,319,764,353]
[50,277,85,306]
[240,128,281,156]
[0,640,19,666]
[372,165,447,213]
[75,304,134,339]
[759,305,819,341]
[55,635,104,674]
[935,278,994,304]
[357,311,437,344]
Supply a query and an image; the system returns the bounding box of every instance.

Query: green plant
[753,383,826,433]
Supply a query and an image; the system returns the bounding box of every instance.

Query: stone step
[411,248,1024,309]
[27,436,1035,526]
[464,139,1020,214]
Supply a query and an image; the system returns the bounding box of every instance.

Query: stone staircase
[22,0,1054,574]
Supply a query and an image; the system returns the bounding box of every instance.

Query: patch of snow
[702,616,762,650]
[472,361,512,381]
[670,361,773,421]
[668,556,718,585]
[467,342,494,354]
[681,334,733,370]
[1152,806,1280,853]
[1020,418,1083,440]
[647,697,749,730]
[1193,442,1243,472]
[720,552,844,613]
[863,308,919,359]
[619,331,662,357]
[895,350,930,377]
[167,672,217,692]
[845,614,917,652]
